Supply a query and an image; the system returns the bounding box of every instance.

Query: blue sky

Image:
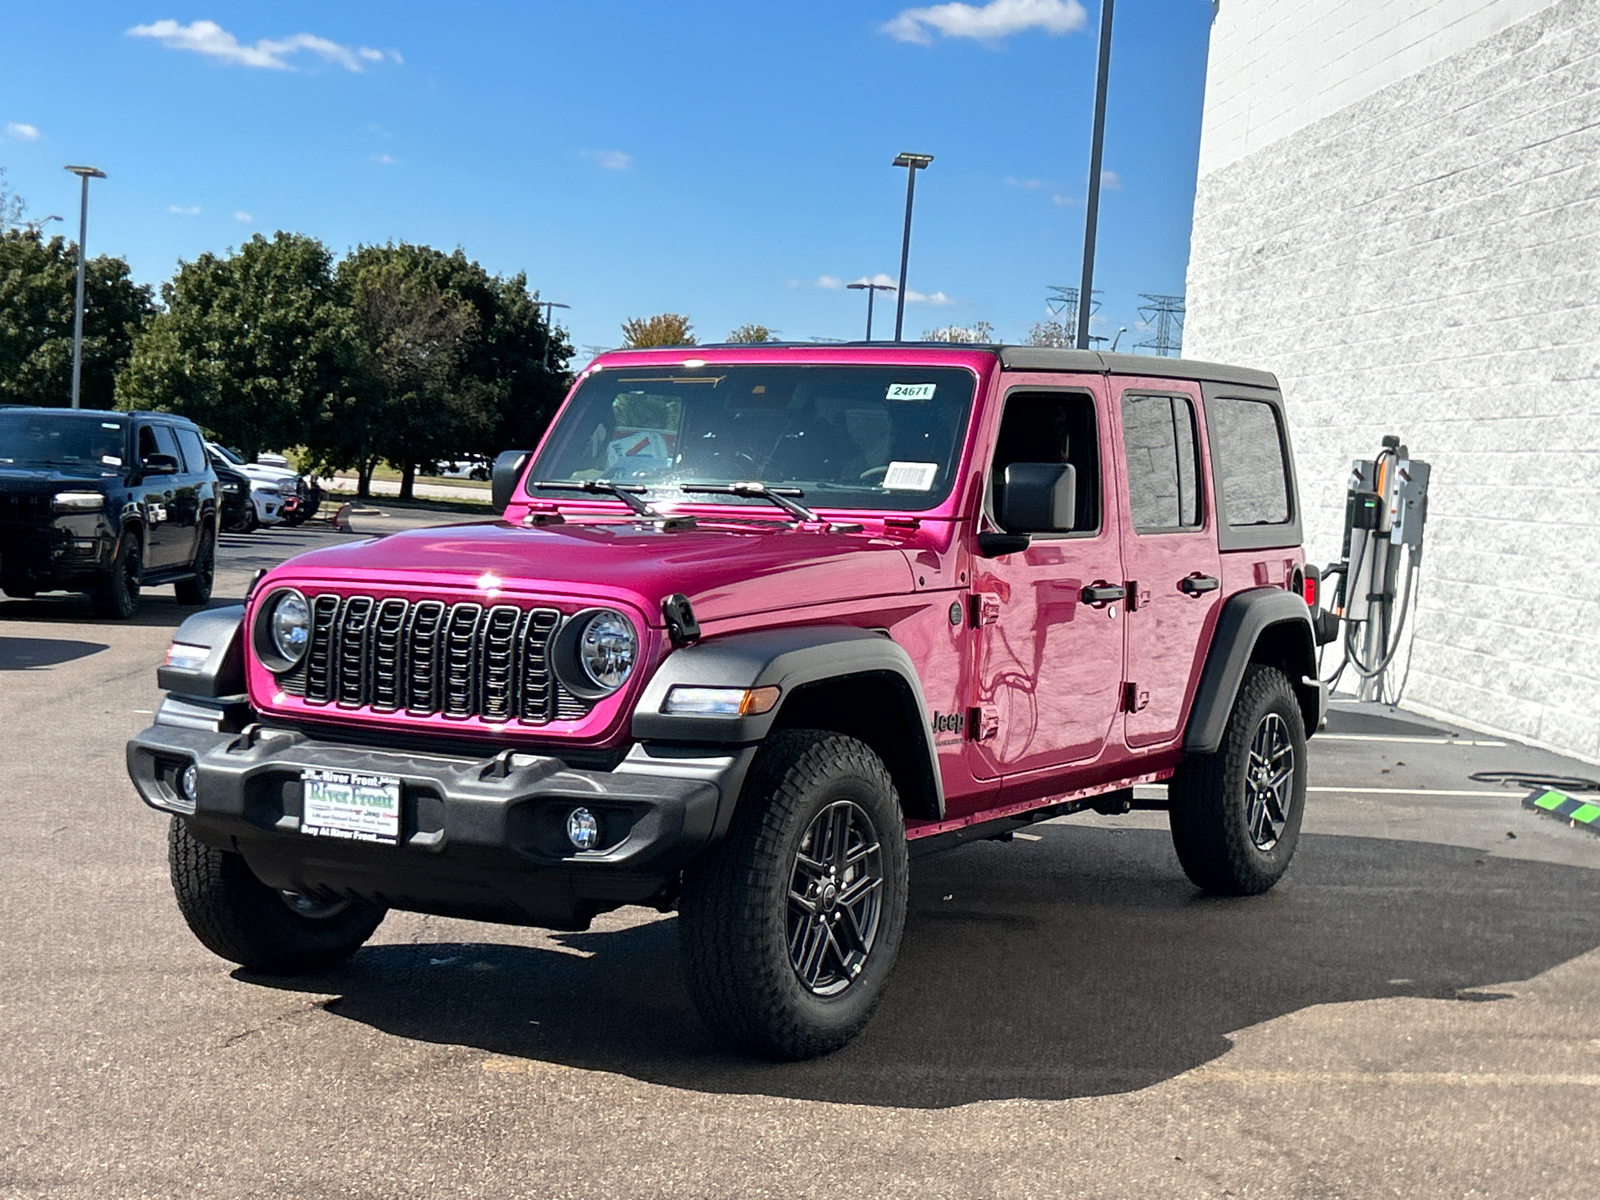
[0,1,1215,358]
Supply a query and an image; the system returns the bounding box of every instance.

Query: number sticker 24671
[886,383,937,401]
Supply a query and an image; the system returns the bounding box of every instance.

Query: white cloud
[1050,193,1077,208]
[883,0,1086,45]
[581,149,631,171]
[905,289,952,305]
[815,275,844,290]
[1004,175,1042,189]
[167,204,201,215]
[5,122,40,141]
[233,211,252,222]
[849,273,899,288]
[372,153,397,165]
[126,20,398,72]
[1100,169,1121,191]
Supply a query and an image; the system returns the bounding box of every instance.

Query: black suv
[0,407,219,618]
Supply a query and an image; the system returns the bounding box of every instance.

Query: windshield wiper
[529,479,696,529]
[678,481,817,522]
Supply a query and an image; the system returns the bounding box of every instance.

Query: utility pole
[538,300,570,371]
[891,152,933,342]
[1075,0,1114,351]
[65,166,106,408]
[847,279,896,341]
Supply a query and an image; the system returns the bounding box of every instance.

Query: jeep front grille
[279,594,564,724]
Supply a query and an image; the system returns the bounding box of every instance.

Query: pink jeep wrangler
[130,345,1327,1059]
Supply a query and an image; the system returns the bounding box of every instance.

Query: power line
[1045,285,1100,335]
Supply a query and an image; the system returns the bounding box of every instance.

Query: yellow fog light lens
[661,685,780,716]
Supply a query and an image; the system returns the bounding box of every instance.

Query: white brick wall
[1186,0,1600,761]
[1200,0,1560,173]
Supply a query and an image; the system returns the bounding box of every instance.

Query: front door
[968,383,1125,783]
[1114,382,1223,748]
[135,423,185,568]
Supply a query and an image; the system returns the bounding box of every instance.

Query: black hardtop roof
[598,344,1278,390]
[0,405,205,426]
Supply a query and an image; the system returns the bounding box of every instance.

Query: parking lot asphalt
[3,516,1599,1199]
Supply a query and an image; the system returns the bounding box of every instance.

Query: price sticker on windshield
[886,383,937,402]
[883,461,939,491]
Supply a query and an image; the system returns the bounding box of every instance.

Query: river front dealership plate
[300,768,402,844]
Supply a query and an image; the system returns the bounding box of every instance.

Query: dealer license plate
[300,768,402,845]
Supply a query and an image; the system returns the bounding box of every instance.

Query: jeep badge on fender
[128,344,1326,1060]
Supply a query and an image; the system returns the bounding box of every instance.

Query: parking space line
[1317,734,1508,747]
[1307,786,1518,798]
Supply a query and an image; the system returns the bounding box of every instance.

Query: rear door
[1113,380,1222,747]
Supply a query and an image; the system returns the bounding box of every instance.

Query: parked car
[208,444,299,526]
[130,346,1329,1057]
[1,406,218,617]
[436,457,491,482]
[212,459,256,533]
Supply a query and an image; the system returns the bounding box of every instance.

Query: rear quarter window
[1208,396,1290,526]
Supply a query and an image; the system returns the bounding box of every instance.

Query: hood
[263,517,920,625]
[0,466,118,491]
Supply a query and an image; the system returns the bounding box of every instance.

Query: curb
[1524,788,1600,835]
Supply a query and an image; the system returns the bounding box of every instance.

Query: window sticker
[882,461,939,491]
[886,383,937,402]
[101,455,122,466]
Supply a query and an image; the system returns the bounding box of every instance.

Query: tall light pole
[891,152,932,343]
[538,300,570,371]
[65,166,106,408]
[1075,0,1114,351]
[847,279,896,341]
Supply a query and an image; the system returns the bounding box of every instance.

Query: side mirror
[141,453,180,475]
[491,449,532,513]
[1000,462,1076,533]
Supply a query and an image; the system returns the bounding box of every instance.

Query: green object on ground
[1523,788,1600,834]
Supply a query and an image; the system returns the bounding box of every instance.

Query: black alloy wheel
[174,528,216,605]
[787,799,886,997]
[1245,712,1295,851]
[1168,663,1307,895]
[90,533,142,619]
[678,730,909,1060]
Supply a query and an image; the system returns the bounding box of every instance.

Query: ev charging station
[1324,435,1432,703]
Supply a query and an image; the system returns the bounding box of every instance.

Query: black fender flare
[632,626,944,823]
[156,604,246,697]
[1183,588,1325,754]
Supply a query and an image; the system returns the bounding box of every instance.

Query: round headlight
[268,590,311,665]
[577,610,636,691]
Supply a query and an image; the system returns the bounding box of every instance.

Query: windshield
[211,444,245,466]
[0,412,127,470]
[528,364,977,512]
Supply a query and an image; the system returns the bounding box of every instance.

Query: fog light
[566,807,600,851]
[179,763,198,802]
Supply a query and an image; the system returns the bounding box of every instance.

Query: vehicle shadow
[249,827,1600,1109]
[0,593,237,628]
[0,635,109,669]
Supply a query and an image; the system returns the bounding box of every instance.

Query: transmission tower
[1045,285,1100,335]
[1135,294,1185,357]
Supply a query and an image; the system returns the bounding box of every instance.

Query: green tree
[621,312,695,347]
[0,167,24,231]
[726,323,775,344]
[0,228,155,409]
[117,232,353,458]
[1024,320,1073,347]
[921,321,995,344]
[335,243,572,498]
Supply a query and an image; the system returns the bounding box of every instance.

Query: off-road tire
[173,528,216,605]
[678,730,909,1060]
[90,533,142,619]
[168,817,386,973]
[1169,663,1307,895]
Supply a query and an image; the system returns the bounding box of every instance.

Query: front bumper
[128,710,754,930]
